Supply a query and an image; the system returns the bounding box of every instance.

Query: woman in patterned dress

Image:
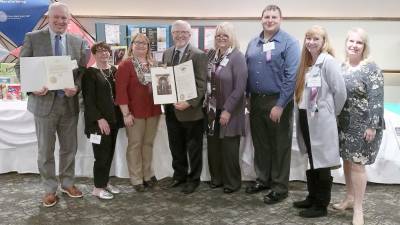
[334,28,385,225]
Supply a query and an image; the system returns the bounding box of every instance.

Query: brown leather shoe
[42,193,58,207]
[61,185,83,198]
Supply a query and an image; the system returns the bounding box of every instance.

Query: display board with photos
[126,25,170,63]
[95,23,128,66]
[95,23,216,63]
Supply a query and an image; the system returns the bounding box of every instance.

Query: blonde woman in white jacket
[292,25,347,218]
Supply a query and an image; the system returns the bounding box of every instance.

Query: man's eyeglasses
[172,31,190,35]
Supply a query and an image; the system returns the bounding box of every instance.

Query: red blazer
[115,59,161,118]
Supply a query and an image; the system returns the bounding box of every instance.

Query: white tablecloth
[1,100,400,184]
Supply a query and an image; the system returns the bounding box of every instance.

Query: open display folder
[151,60,197,104]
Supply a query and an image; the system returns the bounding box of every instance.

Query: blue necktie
[55,35,65,97]
[55,35,62,56]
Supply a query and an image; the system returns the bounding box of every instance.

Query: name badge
[144,73,152,82]
[89,133,101,144]
[220,58,229,67]
[307,76,321,87]
[263,42,275,52]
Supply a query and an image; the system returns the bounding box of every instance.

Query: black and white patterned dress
[338,62,385,165]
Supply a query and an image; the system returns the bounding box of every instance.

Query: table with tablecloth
[1,100,400,184]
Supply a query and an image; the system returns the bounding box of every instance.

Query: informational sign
[0,0,49,46]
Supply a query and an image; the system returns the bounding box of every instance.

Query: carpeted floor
[0,173,399,225]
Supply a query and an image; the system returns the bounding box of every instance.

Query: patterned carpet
[0,173,399,225]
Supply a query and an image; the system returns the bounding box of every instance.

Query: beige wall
[76,18,400,71]
[60,0,400,102]
[60,0,400,17]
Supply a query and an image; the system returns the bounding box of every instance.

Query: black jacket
[82,66,123,136]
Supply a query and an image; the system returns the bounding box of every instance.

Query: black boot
[293,169,316,208]
[299,168,332,218]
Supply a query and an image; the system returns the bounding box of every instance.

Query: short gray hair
[48,2,70,17]
[171,20,191,33]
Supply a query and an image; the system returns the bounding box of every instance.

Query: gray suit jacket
[15,28,89,117]
[162,44,208,122]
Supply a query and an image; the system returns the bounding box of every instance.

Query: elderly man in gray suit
[162,20,208,194]
[15,2,89,207]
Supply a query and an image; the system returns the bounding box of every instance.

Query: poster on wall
[204,27,216,51]
[157,27,167,51]
[95,23,127,46]
[190,27,200,49]
[127,25,170,63]
[104,24,120,44]
[128,25,169,51]
[110,46,127,66]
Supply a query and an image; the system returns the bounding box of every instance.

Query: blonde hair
[295,25,334,104]
[214,22,240,50]
[127,33,153,65]
[345,27,370,63]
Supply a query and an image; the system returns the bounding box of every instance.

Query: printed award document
[151,60,197,105]
[151,66,177,104]
[174,60,197,102]
[20,56,75,92]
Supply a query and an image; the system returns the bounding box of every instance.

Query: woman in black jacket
[82,42,123,199]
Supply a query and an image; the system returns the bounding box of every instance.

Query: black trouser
[298,109,314,169]
[299,109,332,207]
[207,110,241,191]
[165,108,204,183]
[92,127,118,188]
[250,94,293,194]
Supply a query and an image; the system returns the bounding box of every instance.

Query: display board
[95,23,128,46]
[95,23,218,62]
[87,18,400,72]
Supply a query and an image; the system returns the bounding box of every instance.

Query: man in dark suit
[162,20,208,194]
[15,2,89,207]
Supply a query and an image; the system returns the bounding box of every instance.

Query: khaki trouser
[125,116,160,185]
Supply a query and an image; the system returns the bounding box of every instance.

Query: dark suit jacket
[82,66,123,136]
[162,44,208,122]
[15,28,89,117]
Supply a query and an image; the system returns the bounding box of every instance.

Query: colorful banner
[0,0,49,46]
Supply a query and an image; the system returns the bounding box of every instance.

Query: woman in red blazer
[115,33,161,192]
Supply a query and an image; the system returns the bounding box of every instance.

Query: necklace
[100,68,112,78]
[99,67,115,100]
